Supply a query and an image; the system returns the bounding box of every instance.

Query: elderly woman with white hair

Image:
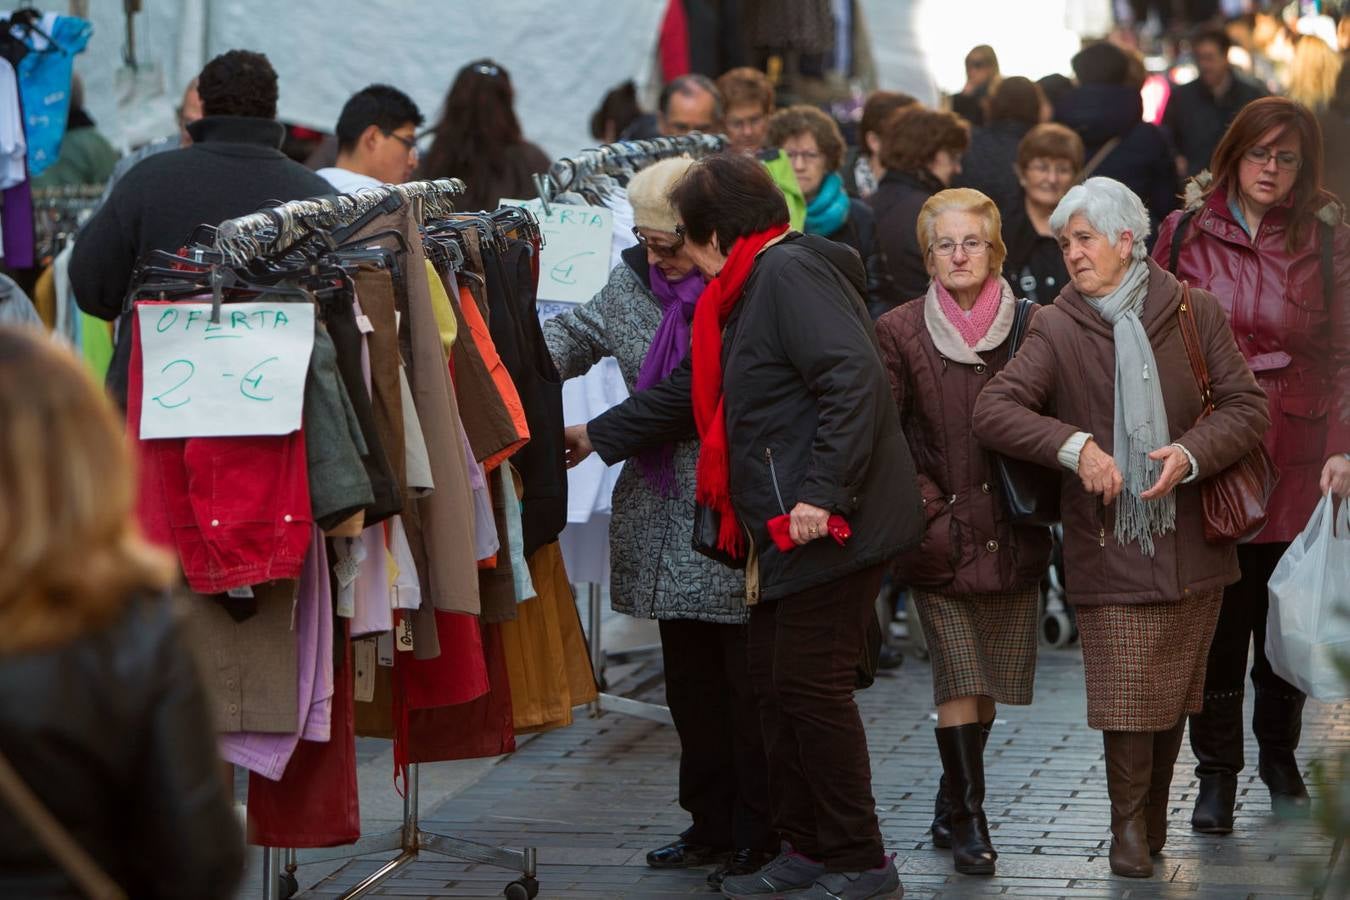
[973,177,1269,879]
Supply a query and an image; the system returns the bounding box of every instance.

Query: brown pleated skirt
[1075,590,1223,731]
[911,586,1040,707]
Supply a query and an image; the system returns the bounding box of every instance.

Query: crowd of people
[0,6,1347,900]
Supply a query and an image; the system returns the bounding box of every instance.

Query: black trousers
[1201,543,1301,697]
[748,565,886,872]
[659,618,776,853]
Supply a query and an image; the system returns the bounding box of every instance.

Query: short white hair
[1048,176,1151,261]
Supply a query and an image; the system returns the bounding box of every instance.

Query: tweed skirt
[911,587,1040,706]
[1075,590,1223,731]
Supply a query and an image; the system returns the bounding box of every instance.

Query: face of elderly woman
[1058,212,1135,296]
[635,226,699,282]
[927,209,993,298]
[1018,157,1077,211]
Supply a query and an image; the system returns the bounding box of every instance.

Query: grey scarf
[1085,260,1175,556]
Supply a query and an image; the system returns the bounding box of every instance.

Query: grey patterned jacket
[543,247,747,624]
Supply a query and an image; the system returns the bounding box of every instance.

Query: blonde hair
[916,188,1007,274]
[1288,37,1342,112]
[0,328,174,654]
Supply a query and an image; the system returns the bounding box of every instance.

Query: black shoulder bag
[989,299,1062,524]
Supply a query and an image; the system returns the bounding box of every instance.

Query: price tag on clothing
[500,198,614,304]
[353,639,376,703]
[135,301,316,439]
[376,630,395,666]
[395,615,415,652]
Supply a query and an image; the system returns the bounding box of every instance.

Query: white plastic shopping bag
[1265,494,1350,702]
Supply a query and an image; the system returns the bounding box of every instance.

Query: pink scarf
[935,276,1002,347]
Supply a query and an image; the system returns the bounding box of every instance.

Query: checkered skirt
[911,587,1040,706]
[1075,590,1223,731]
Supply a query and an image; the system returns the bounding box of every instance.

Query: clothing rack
[534,132,726,213]
[207,177,539,900]
[214,178,467,267]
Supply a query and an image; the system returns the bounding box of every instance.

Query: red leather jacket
[1154,184,1350,543]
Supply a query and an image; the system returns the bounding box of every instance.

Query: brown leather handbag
[1175,285,1279,543]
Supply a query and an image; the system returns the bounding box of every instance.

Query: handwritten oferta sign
[136,302,315,439]
[500,198,613,304]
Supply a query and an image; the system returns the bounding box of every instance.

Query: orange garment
[497,541,598,733]
[457,282,529,471]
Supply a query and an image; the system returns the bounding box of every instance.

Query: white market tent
[78,0,1101,159]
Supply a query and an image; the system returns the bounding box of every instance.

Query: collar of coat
[186,115,287,149]
[1054,257,1183,340]
[923,276,1018,365]
[1182,168,1344,227]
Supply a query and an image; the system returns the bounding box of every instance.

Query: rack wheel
[503,876,539,899]
[280,871,298,899]
[1041,609,1073,649]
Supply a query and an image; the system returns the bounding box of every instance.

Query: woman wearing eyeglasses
[766,106,884,317]
[542,158,778,890]
[874,188,1051,877]
[1002,124,1084,306]
[1153,96,1350,835]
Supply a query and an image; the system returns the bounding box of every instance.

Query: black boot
[932,719,992,849]
[1254,689,1310,819]
[1188,689,1244,834]
[936,723,996,875]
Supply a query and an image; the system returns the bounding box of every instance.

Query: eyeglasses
[633,226,684,258]
[1243,145,1301,171]
[784,150,823,164]
[726,114,766,132]
[929,238,992,257]
[1025,160,1076,178]
[383,130,419,157]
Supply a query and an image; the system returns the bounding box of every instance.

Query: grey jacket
[543,247,747,624]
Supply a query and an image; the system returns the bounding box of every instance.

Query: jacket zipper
[1098,499,1107,548]
[765,448,788,516]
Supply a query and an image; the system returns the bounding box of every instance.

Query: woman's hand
[1140,444,1193,500]
[1321,454,1350,498]
[1078,438,1124,504]
[563,424,593,469]
[789,501,831,545]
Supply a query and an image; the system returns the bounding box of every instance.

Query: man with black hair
[1164,27,1267,176]
[70,49,331,408]
[317,84,423,191]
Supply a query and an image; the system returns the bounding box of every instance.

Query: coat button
[1247,334,1255,341]
[985,540,999,552]
[981,482,992,494]
[210,519,219,527]
[283,514,293,522]
[975,364,987,374]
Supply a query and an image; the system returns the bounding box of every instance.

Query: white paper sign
[137,302,316,439]
[500,199,614,304]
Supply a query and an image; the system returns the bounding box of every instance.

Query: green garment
[31,126,120,189]
[79,311,114,380]
[762,149,806,232]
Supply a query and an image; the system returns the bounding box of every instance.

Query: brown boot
[1103,730,1154,878]
[1146,719,1186,855]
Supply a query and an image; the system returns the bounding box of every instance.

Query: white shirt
[316,167,382,193]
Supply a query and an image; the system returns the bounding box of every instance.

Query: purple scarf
[635,263,705,494]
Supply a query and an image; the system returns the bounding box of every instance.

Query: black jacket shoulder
[0,592,244,899]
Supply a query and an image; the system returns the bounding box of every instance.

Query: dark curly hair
[197,50,278,119]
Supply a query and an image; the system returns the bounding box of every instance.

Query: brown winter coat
[876,279,1051,594]
[972,259,1270,607]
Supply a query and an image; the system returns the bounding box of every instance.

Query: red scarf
[692,225,789,559]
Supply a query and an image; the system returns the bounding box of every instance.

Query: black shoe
[1254,689,1311,819]
[931,720,992,850]
[646,838,725,869]
[935,723,997,876]
[877,643,904,670]
[707,848,776,889]
[1188,690,1245,834]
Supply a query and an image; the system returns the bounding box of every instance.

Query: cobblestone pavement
[291,621,1345,900]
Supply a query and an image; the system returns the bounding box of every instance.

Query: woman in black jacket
[565,154,922,900]
[0,328,243,899]
[766,104,885,317]
[870,106,971,317]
